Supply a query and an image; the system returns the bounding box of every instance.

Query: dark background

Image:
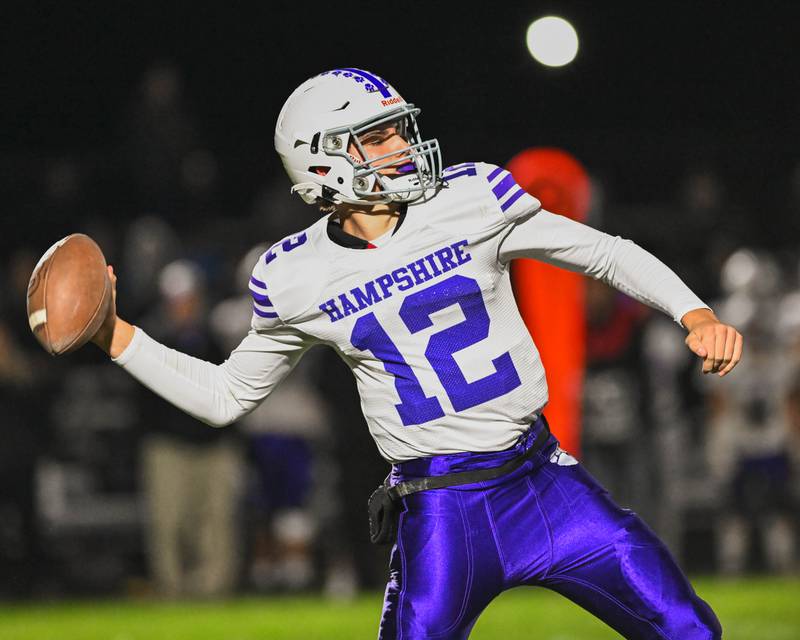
[3,2,798,228]
[1,1,799,599]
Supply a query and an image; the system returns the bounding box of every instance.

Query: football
[26,233,112,355]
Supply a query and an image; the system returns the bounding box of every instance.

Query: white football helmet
[274,68,442,206]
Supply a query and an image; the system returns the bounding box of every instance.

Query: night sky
[4,2,798,208]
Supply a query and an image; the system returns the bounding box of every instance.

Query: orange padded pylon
[506,148,591,456]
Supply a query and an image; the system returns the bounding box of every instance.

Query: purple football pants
[378,422,721,639]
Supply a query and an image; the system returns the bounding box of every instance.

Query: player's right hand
[91,265,135,358]
[682,308,743,376]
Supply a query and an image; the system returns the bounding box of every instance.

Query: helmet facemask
[321,105,442,205]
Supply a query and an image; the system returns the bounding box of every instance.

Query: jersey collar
[326,204,408,249]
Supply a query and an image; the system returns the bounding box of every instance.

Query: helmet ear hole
[309,166,330,176]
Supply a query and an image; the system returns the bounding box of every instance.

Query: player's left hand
[681,308,743,376]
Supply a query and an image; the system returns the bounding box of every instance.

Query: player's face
[348,119,411,176]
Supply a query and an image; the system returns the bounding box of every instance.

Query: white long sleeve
[498,209,710,324]
[113,324,313,427]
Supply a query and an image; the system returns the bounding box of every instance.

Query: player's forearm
[596,235,711,323]
[499,210,710,324]
[113,327,248,427]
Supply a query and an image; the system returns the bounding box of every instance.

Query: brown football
[26,233,112,355]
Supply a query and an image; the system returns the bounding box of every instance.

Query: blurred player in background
[210,244,334,593]
[706,249,797,575]
[91,69,742,638]
[138,259,243,598]
[581,278,655,520]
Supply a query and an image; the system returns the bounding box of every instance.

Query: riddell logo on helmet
[381,96,403,107]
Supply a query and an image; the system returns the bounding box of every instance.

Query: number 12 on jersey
[350,274,521,426]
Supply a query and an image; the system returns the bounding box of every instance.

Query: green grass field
[1,577,797,639]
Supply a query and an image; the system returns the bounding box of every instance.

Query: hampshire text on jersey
[318,239,472,323]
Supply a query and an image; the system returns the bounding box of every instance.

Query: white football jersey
[116,161,709,463]
[249,162,547,461]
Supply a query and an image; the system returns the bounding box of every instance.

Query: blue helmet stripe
[341,68,392,98]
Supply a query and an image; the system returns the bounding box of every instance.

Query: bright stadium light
[526,16,579,67]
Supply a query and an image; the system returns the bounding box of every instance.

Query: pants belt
[387,417,551,500]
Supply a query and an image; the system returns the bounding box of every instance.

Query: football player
[93,68,742,639]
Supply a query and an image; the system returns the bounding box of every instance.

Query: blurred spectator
[43,347,141,594]
[138,259,243,598]
[581,279,655,518]
[209,245,337,594]
[120,215,181,318]
[786,370,800,516]
[0,320,41,598]
[640,309,701,560]
[779,262,800,564]
[316,346,391,593]
[705,248,797,575]
[0,250,50,597]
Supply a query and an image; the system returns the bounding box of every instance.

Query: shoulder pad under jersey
[247,219,330,329]
[439,161,541,225]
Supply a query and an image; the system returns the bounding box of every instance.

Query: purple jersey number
[351,274,521,426]
[265,232,308,265]
[351,313,445,426]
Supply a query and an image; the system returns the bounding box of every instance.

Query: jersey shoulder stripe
[442,162,478,180]
[419,161,507,236]
[429,161,541,231]
[248,276,277,319]
[478,162,541,222]
[248,216,330,330]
